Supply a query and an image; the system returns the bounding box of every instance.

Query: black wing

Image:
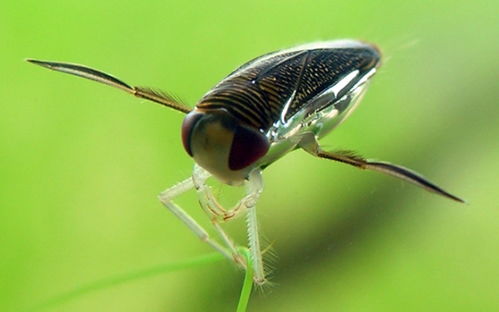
[197,41,380,131]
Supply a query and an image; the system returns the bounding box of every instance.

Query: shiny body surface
[191,40,380,184]
[27,40,463,285]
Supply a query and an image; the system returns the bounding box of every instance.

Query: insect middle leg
[157,177,243,267]
[244,169,266,284]
[193,165,266,284]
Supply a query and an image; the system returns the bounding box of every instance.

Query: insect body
[28,39,464,284]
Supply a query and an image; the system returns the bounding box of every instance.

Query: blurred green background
[1,0,498,311]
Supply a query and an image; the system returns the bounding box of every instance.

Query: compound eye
[181,111,204,156]
[228,125,270,171]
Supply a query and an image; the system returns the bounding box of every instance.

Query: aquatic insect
[27,40,464,284]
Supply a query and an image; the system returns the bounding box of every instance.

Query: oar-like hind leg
[26,59,191,113]
[299,133,465,203]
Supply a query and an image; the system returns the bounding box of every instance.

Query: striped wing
[197,41,380,131]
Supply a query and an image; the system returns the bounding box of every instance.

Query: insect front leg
[193,165,266,284]
[192,165,247,267]
[157,177,237,264]
[192,165,248,222]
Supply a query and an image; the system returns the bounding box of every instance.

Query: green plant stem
[236,248,254,312]
[27,252,224,311]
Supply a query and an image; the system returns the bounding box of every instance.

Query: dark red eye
[228,125,269,171]
[181,111,204,156]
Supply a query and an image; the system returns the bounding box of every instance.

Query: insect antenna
[26,59,191,114]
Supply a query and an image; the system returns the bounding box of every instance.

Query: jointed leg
[244,169,266,284]
[299,132,464,203]
[160,165,267,283]
[192,165,246,266]
[158,177,236,263]
[192,165,267,283]
[192,165,266,283]
[192,165,250,221]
